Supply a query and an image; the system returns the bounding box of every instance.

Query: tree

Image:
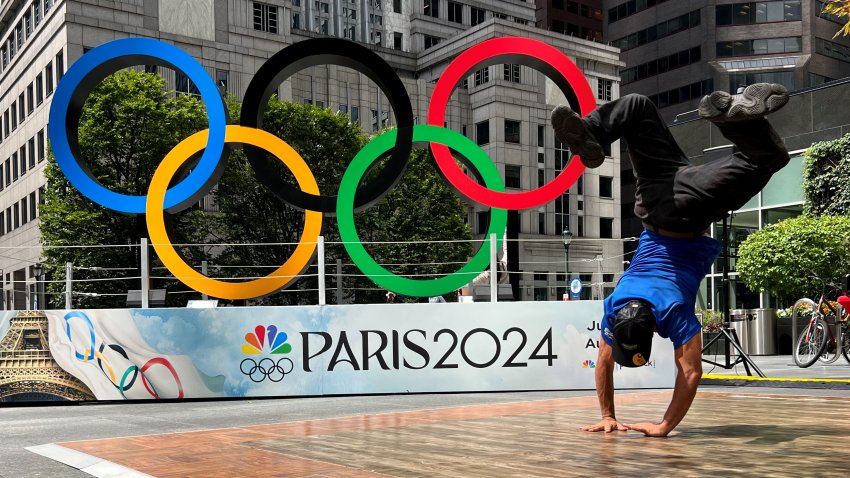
[802,133,850,216]
[216,99,473,304]
[40,69,213,308]
[736,216,850,303]
[824,1,850,37]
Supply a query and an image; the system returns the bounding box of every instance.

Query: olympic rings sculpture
[49,36,594,300]
[62,311,185,399]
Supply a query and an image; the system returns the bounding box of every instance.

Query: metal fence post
[201,260,209,300]
[490,233,497,303]
[141,238,150,309]
[317,236,326,305]
[65,262,73,309]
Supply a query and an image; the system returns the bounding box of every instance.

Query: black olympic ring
[97,342,140,390]
[240,37,414,214]
[240,357,294,383]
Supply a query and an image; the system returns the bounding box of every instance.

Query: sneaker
[699,83,788,123]
[551,104,605,169]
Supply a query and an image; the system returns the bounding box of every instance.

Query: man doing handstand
[551,83,790,437]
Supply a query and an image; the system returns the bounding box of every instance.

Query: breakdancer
[552,83,790,437]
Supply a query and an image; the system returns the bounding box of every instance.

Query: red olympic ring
[427,37,597,210]
[140,357,185,399]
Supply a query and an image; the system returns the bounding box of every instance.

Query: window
[36,74,43,105]
[538,212,545,234]
[716,36,802,57]
[175,71,200,95]
[600,176,613,198]
[2,110,6,137]
[216,70,229,94]
[538,169,544,187]
[424,0,439,18]
[600,218,613,239]
[597,79,612,101]
[504,120,520,144]
[471,7,486,26]
[351,106,359,123]
[35,1,42,26]
[10,102,16,130]
[816,37,850,64]
[448,1,463,23]
[5,207,10,233]
[424,35,441,49]
[476,211,488,234]
[28,138,35,168]
[292,13,301,29]
[0,166,3,191]
[476,120,489,145]
[0,212,4,236]
[4,159,9,186]
[56,50,64,81]
[18,93,25,122]
[46,61,54,95]
[19,146,26,175]
[21,199,27,226]
[503,63,520,83]
[12,152,18,180]
[37,130,45,162]
[474,67,489,86]
[252,2,279,34]
[27,84,34,115]
[393,0,401,13]
[13,203,19,229]
[505,165,521,189]
[393,32,403,50]
[29,192,36,220]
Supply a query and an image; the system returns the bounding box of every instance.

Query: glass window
[448,1,463,23]
[476,120,489,145]
[252,2,279,33]
[504,120,520,144]
[46,61,53,95]
[424,0,439,18]
[600,218,613,239]
[505,165,521,189]
[600,176,613,198]
[470,7,486,26]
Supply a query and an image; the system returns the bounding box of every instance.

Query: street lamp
[32,262,43,310]
[562,228,573,299]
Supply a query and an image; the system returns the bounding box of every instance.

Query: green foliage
[40,69,213,308]
[802,133,850,216]
[697,308,724,332]
[824,0,850,38]
[737,216,850,303]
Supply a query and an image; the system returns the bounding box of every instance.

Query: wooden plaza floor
[32,389,850,477]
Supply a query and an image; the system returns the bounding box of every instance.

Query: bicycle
[792,273,850,367]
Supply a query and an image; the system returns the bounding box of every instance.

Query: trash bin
[748,308,776,355]
[729,309,750,356]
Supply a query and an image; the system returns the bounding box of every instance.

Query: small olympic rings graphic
[50,36,593,300]
[240,357,294,383]
[62,311,184,399]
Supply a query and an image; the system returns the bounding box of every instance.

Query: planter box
[702,331,724,356]
[775,319,809,355]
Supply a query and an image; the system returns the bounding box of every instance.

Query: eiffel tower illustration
[0,311,95,402]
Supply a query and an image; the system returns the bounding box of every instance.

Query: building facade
[535,0,605,42]
[604,0,850,241]
[0,0,624,308]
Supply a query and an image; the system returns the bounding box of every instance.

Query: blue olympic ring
[63,311,96,361]
[48,38,228,214]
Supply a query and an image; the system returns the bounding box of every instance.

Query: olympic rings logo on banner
[240,358,294,383]
[62,311,185,399]
[49,36,594,300]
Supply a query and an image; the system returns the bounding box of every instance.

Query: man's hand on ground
[580,417,626,433]
[622,422,671,437]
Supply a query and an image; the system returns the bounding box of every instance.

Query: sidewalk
[702,353,850,387]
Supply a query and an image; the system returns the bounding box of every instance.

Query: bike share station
[1,36,680,404]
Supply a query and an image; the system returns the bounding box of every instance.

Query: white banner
[42,301,674,400]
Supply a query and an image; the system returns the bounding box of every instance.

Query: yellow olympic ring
[146,125,322,299]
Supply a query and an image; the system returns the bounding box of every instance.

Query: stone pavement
[4,383,850,477]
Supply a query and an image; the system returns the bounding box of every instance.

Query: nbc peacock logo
[240,325,294,383]
[581,360,596,369]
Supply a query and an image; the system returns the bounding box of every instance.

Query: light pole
[32,262,43,310]
[562,228,573,299]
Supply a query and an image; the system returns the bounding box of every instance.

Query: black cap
[611,300,655,367]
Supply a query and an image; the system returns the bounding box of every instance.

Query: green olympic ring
[337,125,507,297]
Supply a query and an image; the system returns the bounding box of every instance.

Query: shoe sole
[700,83,788,122]
[551,105,604,168]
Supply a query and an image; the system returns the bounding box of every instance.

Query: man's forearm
[595,352,616,418]
[659,362,700,431]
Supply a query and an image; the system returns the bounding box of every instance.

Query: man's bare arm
[580,340,626,432]
[624,333,702,437]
